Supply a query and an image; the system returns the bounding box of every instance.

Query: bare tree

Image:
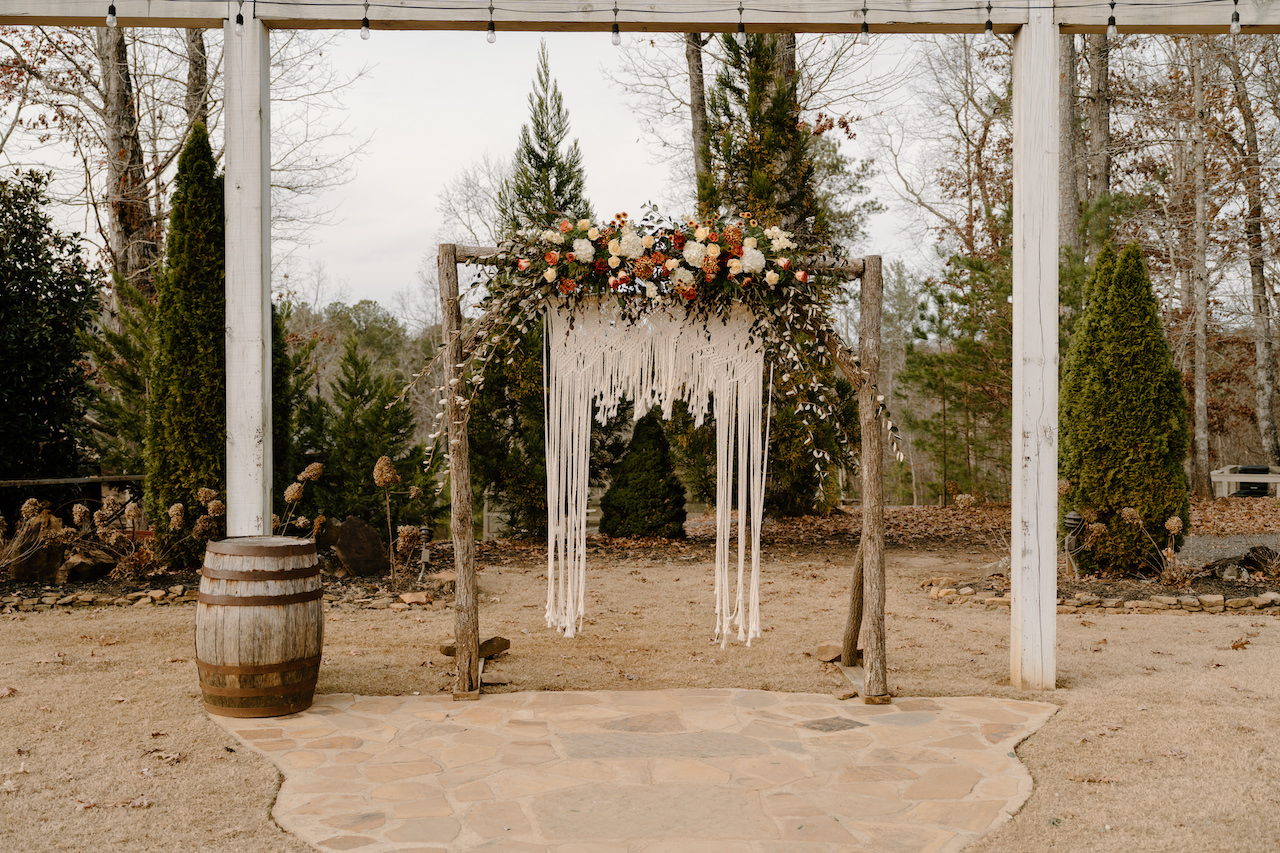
[435,152,510,247]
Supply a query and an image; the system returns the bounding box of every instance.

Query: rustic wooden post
[858,256,889,703]
[223,14,272,536]
[1010,12,1060,690]
[839,542,863,667]
[439,244,480,698]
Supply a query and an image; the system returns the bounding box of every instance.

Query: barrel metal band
[196,654,322,676]
[197,589,323,606]
[205,537,316,558]
[203,700,313,718]
[201,565,319,581]
[198,677,319,698]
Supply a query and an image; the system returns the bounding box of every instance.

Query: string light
[858,0,869,45]
[106,3,117,27]
[1231,0,1241,35]
[1107,1,1117,38]
[738,2,745,36]
[984,1,993,36]
[360,0,370,39]
[235,1,245,36]
[612,2,621,45]
[487,2,497,43]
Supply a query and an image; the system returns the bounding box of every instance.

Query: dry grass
[2,540,1278,852]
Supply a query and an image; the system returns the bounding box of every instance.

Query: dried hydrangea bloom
[1057,478,1071,497]
[197,487,218,506]
[284,482,305,503]
[408,486,423,500]
[1120,507,1142,525]
[297,462,323,482]
[102,496,121,516]
[1084,521,1107,549]
[953,493,976,510]
[271,514,281,532]
[294,516,310,530]
[93,508,109,536]
[168,503,185,532]
[1165,516,1184,535]
[0,515,7,539]
[124,503,143,523]
[397,524,421,556]
[373,455,401,487]
[192,514,214,541]
[20,498,41,520]
[72,504,91,527]
[206,500,225,518]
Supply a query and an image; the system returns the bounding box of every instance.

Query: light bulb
[486,21,496,43]
[985,19,993,36]
[612,23,621,46]
[235,13,245,36]
[1107,16,1117,38]
[859,21,869,44]
[106,4,117,27]
[1231,11,1241,35]
[360,17,370,39]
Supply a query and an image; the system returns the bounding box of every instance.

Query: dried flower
[294,516,310,530]
[192,515,214,541]
[197,488,218,507]
[124,503,143,523]
[953,493,976,510]
[1165,516,1184,535]
[271,513,281,531]
[1084,522,1107,549]
[73,504,91,527]
[1057,478,1072,497]
[168,503,185,532]
[1121,507,1142,525]
[297,463,324,482]
[0,514,7,539]
[20,498,41,521]
[284,482,305,503]
[409,486,423,500]
[101,496,120,516]
[396,524,421,557]
[206,500,225,518]
[373,456,401,488]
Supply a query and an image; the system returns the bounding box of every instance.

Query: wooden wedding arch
[10,1,1279,694]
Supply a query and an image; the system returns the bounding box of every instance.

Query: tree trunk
[1219,42,1280,467]
[1059,34,1083,260]
[1190,39,1213,498]
[859,257,888,702]
[97,26,157,297]
[840,542,864,667]
[1085,33,1111,253]
[685,33,713,217]
[185,28,209,128]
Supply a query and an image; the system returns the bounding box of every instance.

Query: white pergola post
[223,17,273,536]
[1010,7,1059,689]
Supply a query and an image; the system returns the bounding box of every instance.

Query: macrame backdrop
[543,297,770,645]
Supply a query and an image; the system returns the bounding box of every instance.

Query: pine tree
[1060,243,1190,576]
[0,171,100,519]
[496,41,593,235]
[600,408,687,539]
[146,124,226,565]
[85,274,153,476]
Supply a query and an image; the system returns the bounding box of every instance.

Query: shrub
[599,408,687,539]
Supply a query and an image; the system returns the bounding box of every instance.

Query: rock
[1225,598,1252,610]
[147,589,165,600]
[332,516,390,578]
[1261,591,1280,605]
[813,643,843,662]
[984,597,1011,607]
[388,602,410,612]
[439,636,511,659]
[126,591,150,601]
[1152,595,1179,606]
[480,672,511,686]
[400,591,433,606]
[1074,592,1101,604]
[366,597,394,610]
[1251,596,1274,609]
[1101,598,1123,608]
[958,587,976,597]
[1179,597,1202,611]
[168,585,185,596]
[59,553,112,584]
[1220,564,1243,581]
[132,597,152,607]
[1197,594,1225,608]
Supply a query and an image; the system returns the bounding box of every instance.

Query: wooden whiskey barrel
[195,536,323,718]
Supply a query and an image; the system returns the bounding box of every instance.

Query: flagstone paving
[214,691,1056,853]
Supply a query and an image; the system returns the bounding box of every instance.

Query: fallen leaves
[1,779,18,794]
[1231,637,1250,650]
[144,749,182,765]
[1164,747,1189,759]
[0,686,15,699]
[1068,774,1121,784]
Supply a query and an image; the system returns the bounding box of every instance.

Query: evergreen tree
[0,171,100,518]
[1060,244,1190,576]
[496,41,593,235]
[600,408,687,539]
[146,124,226,565]
[85,275,153,476]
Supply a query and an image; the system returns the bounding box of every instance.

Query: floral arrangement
[482,209,822,324]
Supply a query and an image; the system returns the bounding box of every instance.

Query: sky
[282,29,916,320]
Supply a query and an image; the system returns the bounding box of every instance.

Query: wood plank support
[858,256,888,701]
[224,17,273,537]
[440,244,481,698]
[1010,10,1059,690]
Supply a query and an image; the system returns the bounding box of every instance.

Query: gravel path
[1178,533,1280,566]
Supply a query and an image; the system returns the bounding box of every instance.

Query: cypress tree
[146,124,226,565]
[600,408,687,539]
[1060,243,1190,575]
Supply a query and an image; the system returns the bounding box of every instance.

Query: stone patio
[214,690,1057,852]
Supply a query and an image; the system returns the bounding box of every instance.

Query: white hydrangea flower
[742,247,766,273]
[683,241,707,268]
[573,238,594,259]
[620,231,644,258]
[540,228,565,245]
[645,282,658,298]
[672,267,695,286]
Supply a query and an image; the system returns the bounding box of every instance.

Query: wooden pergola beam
[12,1,1280,34]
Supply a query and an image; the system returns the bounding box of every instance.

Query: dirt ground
[2,517,1279,852]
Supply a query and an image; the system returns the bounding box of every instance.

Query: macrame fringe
[543,297,770,644]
